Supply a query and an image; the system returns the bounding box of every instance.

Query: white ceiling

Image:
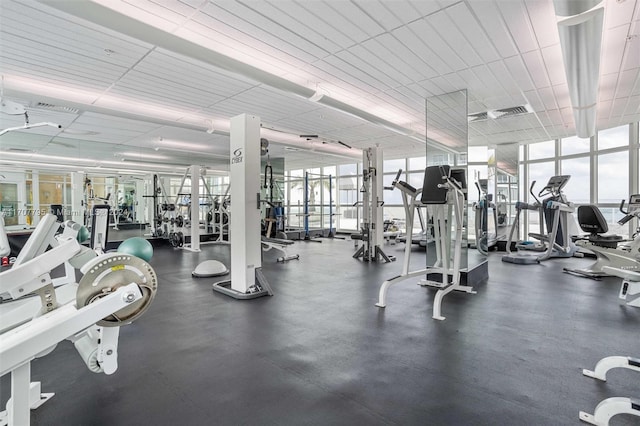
[0,0,638,174]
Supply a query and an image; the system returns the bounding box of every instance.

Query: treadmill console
[629,194,640,208]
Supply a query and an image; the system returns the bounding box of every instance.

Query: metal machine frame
[564,194,640,279]
[503,175,577,264]
[0,213,157,426]
[376,166,475,321]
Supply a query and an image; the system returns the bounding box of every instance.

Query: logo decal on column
[232,148,243,164]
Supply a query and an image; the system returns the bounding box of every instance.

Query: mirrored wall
[426,89,488,280]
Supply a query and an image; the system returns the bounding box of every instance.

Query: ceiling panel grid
[466,0,520,59]
[201,2,327,62]
[183,15,309,76]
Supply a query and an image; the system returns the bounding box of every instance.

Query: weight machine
[376,166,475,321]
[0,213,157,426]
[143,174,175,238]
[352,146,395,262]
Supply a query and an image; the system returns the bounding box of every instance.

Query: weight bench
[261,237,300,263]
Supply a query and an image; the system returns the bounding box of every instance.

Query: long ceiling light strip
[553,0,604,138]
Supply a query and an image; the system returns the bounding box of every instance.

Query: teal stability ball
[118,237,154,262]
[77,225,90,243]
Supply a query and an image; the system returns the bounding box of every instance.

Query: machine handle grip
[619,199,628,215]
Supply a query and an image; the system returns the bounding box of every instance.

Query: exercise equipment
[503,175,578,264]
[473,178,498,254]
[579,356,639,425]
[352,146,395,262]
[77,225,90,243]
[261,236,300,262]
[169,231,185,248]
[376,166,475,321]
[143,174,175,238]
[0,213,157,426]
[192,260,229,278]
[564,196,640,279]
[117,237,154,263]
[212,114,272,299]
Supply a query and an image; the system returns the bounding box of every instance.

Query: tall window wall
[283,122,639,236]
[519,123,639,237]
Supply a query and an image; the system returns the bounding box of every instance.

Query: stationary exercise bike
[564,194,640,279]
[503,175,578,264]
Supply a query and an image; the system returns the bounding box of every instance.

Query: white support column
[189,165,201,252]
[70,172,84,225]
[230,114,262,293]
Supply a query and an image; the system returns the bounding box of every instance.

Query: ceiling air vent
[32,102,80,114]
[469,104,533,123]
[467,111,489,122]
[493,104,533,119]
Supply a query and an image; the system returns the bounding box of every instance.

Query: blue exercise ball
[118,237,153,262]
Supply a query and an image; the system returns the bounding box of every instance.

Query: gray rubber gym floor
[2,239,638,425]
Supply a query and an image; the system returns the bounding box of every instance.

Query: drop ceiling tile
[396,24,450,75]
[551,84,571,109]
[601,24,631,75]
[239,0,340,55]
[616,68,639,98]
[522,50,552,89]
[418,17,467,71]
[297,1,366,44]
[504,55,536,92]
[467,0,519,58]
[498,0,539,54]
[428,9,484,68]
[373,33,434,82]
[351,0,403,31]
[605,0,637,29]
[358,39,414,86]
[199,2,322,62]
[599,73,619,101]
[325,0,385,38]
[524,0,559,48]
[622,22,640,71]
[447,2,500,63]
[540,45,566,86]
[611,96,629,116]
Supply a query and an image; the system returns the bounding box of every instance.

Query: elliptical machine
[503,175,578,264]
[473,178,498,255]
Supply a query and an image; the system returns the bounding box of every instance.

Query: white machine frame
[0,213,152,426]
[580,356,640,425]
[602,266,640,308]
[353,146,395,263]
[376,166,475,321]
[566,195,640,279]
